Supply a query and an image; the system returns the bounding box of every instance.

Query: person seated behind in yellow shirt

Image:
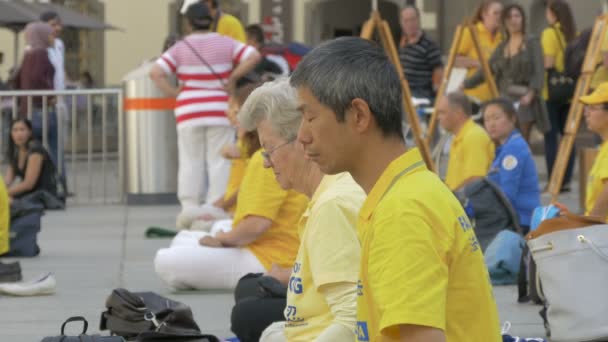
[181,0,246,42]
[578,82,608,221]
[291,37,501,342]
[235,78,366,342]
[186,76,263,231]
[437,92,495,190]
[154,135,308,290]
[454,0,503,103]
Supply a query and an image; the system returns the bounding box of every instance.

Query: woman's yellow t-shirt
[541,23,567,100]
[285,173,364,341]
[586,141,608,220]
[235,150,308,270]
[457,22,502,102]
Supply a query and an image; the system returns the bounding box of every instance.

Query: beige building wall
[102,0,174,85]
[0,30,24,82]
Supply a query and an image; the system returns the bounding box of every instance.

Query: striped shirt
[156,33,256,128]
[398,32,442,99]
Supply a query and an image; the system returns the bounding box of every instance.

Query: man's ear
[349,98,373,133]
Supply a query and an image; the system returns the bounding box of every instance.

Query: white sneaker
[0,272,56,296]
[176,212,194,230]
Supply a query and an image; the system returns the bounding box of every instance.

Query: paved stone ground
[0,153,582,341]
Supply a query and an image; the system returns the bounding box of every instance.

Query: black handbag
[41,316,125,342]
[100,288,218,342]
[547,28,575,103]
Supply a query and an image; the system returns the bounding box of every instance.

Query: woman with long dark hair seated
[3,119,58,203]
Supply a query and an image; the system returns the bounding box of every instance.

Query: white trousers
[154,219,265,290]
[177,125,235,209]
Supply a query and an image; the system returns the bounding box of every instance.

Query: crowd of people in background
[401,0,607,223]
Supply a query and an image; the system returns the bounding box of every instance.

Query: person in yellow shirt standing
[291,37,501,342]
[235,78,365,342]
[541,0,577,192]
[454,0,503,103]
[181,0,246,42]
[437,92,495,190]
[579,82,608,221]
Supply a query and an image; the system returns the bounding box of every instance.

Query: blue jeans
[543,100,574,186]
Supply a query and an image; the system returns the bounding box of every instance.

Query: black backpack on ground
[454,178,521,251]
[100,288,218,342]
[564,27,593,80]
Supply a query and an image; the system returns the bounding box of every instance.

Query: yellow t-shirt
[356,148,501,342]
[585,141,608,220]
[235,150,308,270]
[541,24,567,100]
[458,22,502,102]
[0,180,9,255]
[223,139,248,213]
[445,119,495,190]
[285,173,365,341]
[217,13,246,43]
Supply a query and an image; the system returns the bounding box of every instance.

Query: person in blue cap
[482,98,541,233]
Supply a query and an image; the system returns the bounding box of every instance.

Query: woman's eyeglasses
[261,138,295,161]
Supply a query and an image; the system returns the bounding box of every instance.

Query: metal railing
[0,88,124,204]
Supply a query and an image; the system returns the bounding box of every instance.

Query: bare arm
[215,215,272,247]
[432,66,443,92]
[589,181,608,220]
[8,153,42,196]
[265,264,292,286]
[4,166,15,187]
[454,56,481,69]
[226,51,262,94]
[544,55,555,69]
[149,64,179,98]
[212,189,238,211]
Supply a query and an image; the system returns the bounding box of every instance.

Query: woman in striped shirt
[150,2,260,228]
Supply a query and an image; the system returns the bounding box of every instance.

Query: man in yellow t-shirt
[579,82,608,221]
[437,93,494,190]
[456,21,502,102]
[291,37,501,342]
[181,0,246,42]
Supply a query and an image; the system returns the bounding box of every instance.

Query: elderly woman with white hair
[232,78,365,342]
